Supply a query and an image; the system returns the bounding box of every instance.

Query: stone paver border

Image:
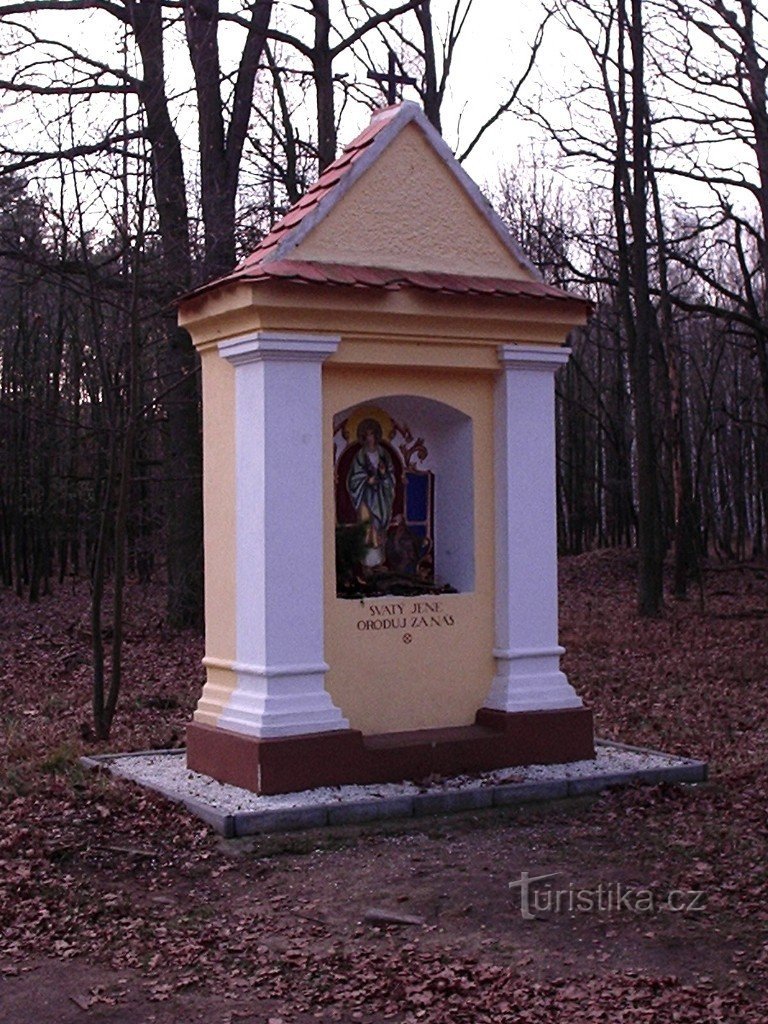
[81,740,708,839]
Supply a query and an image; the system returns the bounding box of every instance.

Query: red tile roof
[181,103,589,310]
[215,258,583,304]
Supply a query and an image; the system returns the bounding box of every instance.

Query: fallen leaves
[1,555,768,1021]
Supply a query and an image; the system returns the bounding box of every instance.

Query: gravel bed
[91,743,701,815]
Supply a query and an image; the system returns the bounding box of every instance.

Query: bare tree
[265,0,420,170]
[0,0,275,626]
[658,0,768,415]
[352,0,551,162]
[531,0,665,612]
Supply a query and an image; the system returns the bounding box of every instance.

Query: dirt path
[2,789,763,1022]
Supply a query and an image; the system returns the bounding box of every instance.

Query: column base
[187,706,594,795]
[486,649,583,712]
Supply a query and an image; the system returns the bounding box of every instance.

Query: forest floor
[1,549,767,1023]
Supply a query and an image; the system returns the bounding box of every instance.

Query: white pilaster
[484,344,583,713]
[216,331,350,738]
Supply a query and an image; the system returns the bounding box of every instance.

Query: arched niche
[333,394,474,594]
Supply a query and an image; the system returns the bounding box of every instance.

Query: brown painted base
[187,706,594,796]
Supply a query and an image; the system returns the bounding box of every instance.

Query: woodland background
[1,0,768,738]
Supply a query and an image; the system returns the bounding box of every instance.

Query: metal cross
[367,51,417,105]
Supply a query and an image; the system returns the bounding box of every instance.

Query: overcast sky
[1,0,756,224]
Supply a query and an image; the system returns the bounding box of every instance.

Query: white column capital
[218,330,340,366]
[497,344,571,372]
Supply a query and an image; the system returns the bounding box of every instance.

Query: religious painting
[346,414,397,569]
[335,404,455,599]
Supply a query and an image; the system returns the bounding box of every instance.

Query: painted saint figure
[347,418,396,567]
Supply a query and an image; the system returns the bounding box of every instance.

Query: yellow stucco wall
[194,347,238,726]
[181,282,585,354]
[323,362,496,734]
[291,123,531,280]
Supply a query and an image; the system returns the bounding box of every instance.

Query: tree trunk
[417,0,441,131]
[129,0,202,627]
[627,0,664,615]
[313,0,337,171]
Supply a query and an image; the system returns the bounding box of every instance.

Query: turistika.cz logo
[508,871,707,919]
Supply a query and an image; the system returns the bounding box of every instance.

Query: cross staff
[367,51,417,105]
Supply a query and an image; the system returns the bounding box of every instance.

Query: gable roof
[184,102,587,309]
